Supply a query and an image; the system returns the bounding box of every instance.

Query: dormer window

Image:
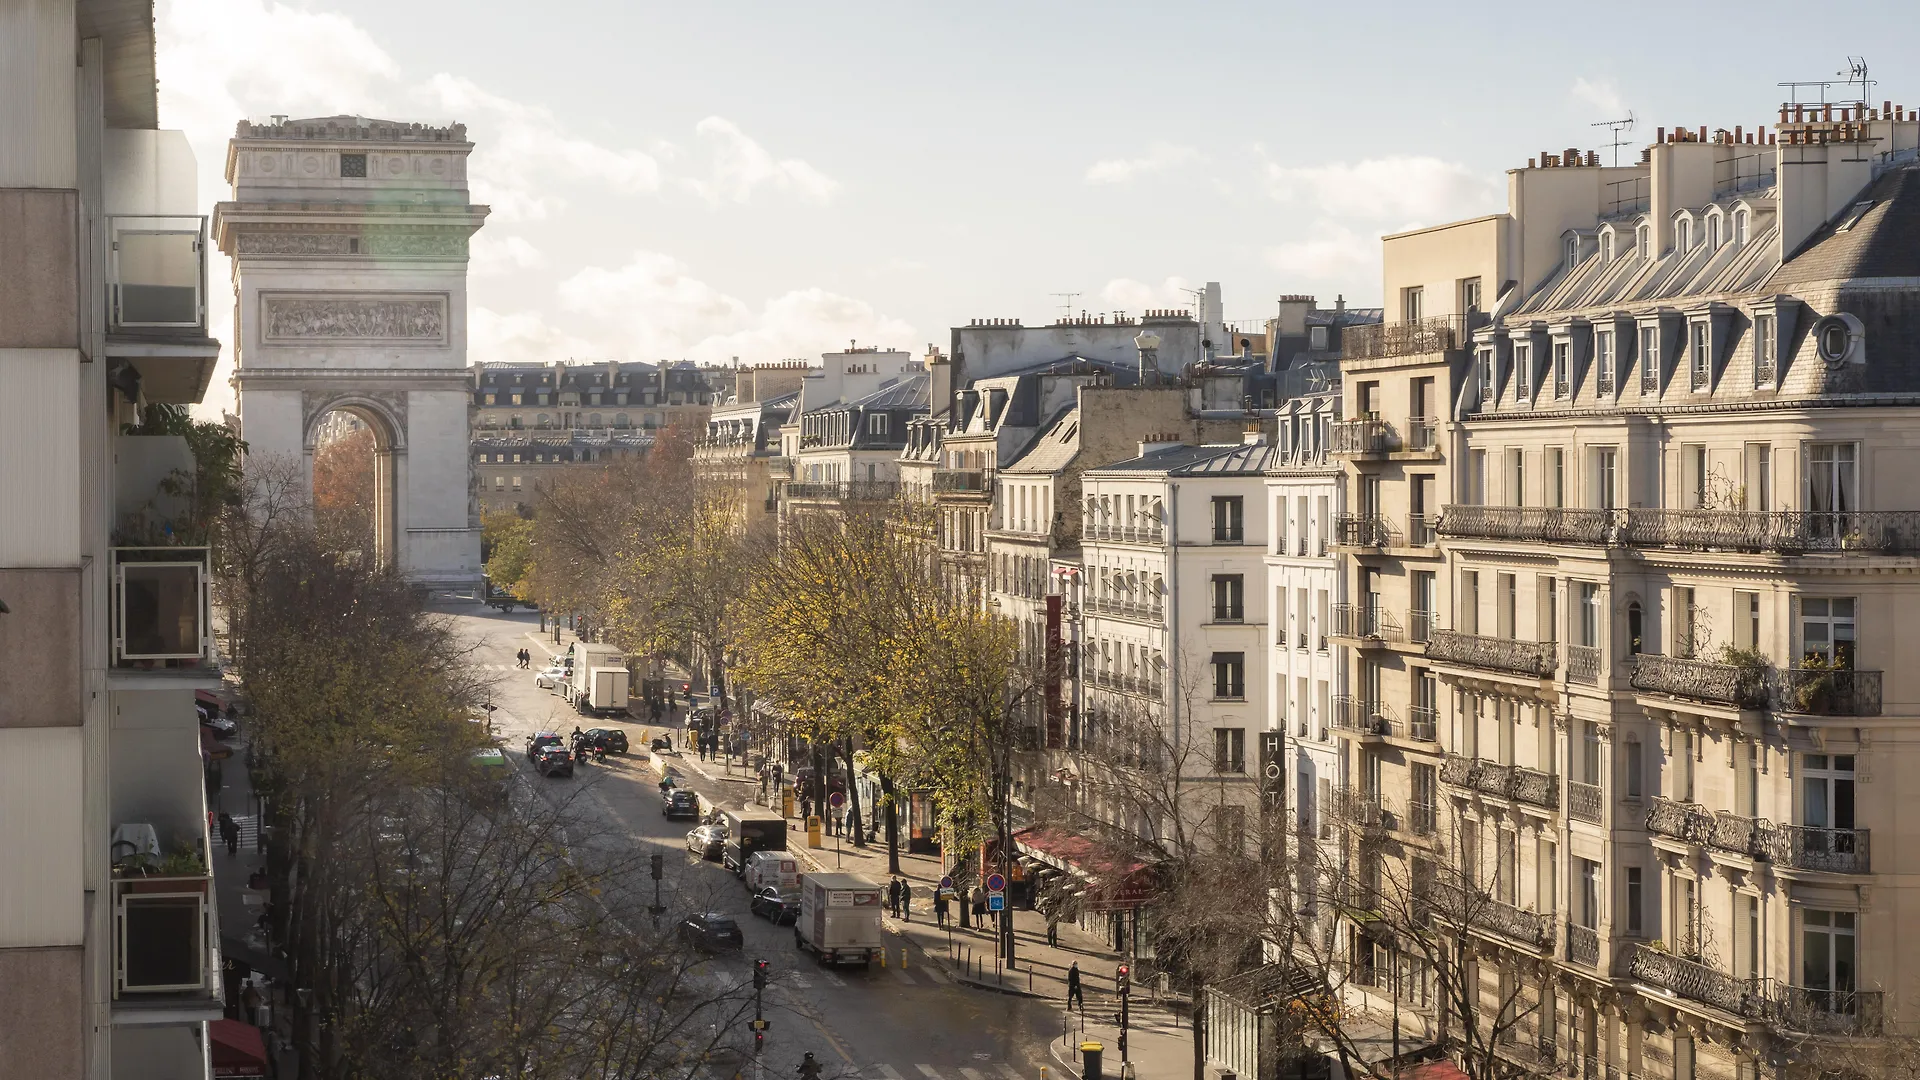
[1514,342,1532,402]
[1553,340,1571,398]
[1734,208,1750,245]
[1705,213,1723,251]
[1310,326,1328,350]
[1636,222,1652,257]
[1600,230,1614,263]
[1566,235,1581,269]
[1675,216,1693,254]
[1689,320,1712,391]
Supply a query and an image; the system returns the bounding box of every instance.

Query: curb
[1048,1036,1086,1079]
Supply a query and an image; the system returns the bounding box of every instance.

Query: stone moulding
[261,293,449,344]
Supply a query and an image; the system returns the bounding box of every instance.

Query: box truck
[720,810,788,876]
[561,643,629,718]
[794,873,884,966]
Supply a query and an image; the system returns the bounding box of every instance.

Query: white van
[743,850,800,894]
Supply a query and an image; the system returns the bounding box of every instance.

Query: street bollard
[900,948,907,969]
[878,949,886,968]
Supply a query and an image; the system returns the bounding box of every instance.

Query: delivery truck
[721,810,787,876]
[794,873,884,967]
[561,643,630,718]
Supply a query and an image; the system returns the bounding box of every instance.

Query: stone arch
[303,392,407,569]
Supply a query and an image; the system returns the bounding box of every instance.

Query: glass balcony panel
[109,216,206,331]
[113,548,212,669]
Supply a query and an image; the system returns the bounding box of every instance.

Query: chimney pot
[1657,126,1666,142]
[1698,125,1707,142]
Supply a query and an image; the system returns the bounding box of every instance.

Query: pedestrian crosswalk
[860,1065,1024,1080]
[779,964,946,990]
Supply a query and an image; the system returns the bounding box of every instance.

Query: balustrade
[1427,630,1558,678]
[1566,644,1602,684]
[1567,923,1600,967]
[1629,654,1770,708]
[1568,780,1603,824]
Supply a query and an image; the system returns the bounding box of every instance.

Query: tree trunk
[842,736,865,847]
[880,773,903,874]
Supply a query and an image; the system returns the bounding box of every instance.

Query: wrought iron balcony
[1330,786,1388,831]
[1627,945,1777,1020]
[1622,508,1920,555]
[1566,644,1602,685]
[1407,609,1434,644]
[1339,315,1465,360]
[1407,704,1438,742]
[1647,797,1716,844]
[1439,753,1477,788]
[1775,667,1882,716]
[1426,630,1558,678]
[1778,987,1885,1036]
[1629,654,1770,709]
[1331,418,1397,456]
[1405,417,1438,451]
[1437,505,1613,545]
[1334,513,1398,548]
[1566,923,1600,967]
[1405,514,1438,547]
[1331,602,1404,644]
[1512,766,1558,809]
[932,468,990,494]
[1430,880,1555,951]
[1781,826,1871,874]
[1331,695,1400,739]
[1568,780,1603,824]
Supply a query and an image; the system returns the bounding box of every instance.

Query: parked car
[582,727,628,754]
[662,788,700,820]
[532,744,574,778]
[677,912,743,952]
[199,711,237,738]
[686,824,728,860]
[533,665,568,689]
[525,732,563,761]
[749,886,802,925]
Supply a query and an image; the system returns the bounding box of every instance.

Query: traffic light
[650,853,663,880]
[1116,964,1130,995]
[753,958,769,989]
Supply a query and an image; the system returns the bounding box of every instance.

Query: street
[442,604,1066,1079]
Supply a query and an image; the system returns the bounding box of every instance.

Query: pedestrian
[1046,910,1059,948]
[1066,961,1084,1011]
[242,980,263,1026]
[900,881,911,923]
[934,889,949,927]
[218,812,238,855]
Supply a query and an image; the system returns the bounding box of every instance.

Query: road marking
[823,971,846,988]
[870,1067,903,1080]
[959,1069,987,1080]
[995,1065,1023,1080]
[787,973,812,989]
[891,965,914,985]
[915,1066,945,1080]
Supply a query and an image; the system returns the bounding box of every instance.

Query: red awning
[1011,827,1156,910]
[209,1019,269,1077]
[1403,1060,1469,1080]
[200,726,232,761]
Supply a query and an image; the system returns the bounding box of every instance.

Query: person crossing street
[1066,961,1084,1011]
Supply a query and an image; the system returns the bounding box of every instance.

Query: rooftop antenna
[1839,56,1875,107]
[1778,78,1835,106]
[1591,111,1636,166]
[1050,292,1081,324]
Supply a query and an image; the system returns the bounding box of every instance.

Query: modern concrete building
[0,3,227,1075]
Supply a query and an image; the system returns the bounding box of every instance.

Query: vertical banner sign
[1259,731,1284,815]
[1044,595,1064,748]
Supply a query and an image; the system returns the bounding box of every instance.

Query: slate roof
[1001,407,1081,475]
[1090,442,1281,476]
[846,373,930,411]
[1771,165,1920,286]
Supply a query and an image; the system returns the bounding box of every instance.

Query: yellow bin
[783,792,796,818]
[807,815,823,848]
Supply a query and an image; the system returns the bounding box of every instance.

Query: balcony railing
[785,480,900,501]
[1778,987,1885,1036]
[1334,514,1399,548]
[1405,514,1438,547]
[1084,522,1166,543]
[1331,786,1388,831]
[112,547,215,673]
[1566,923,1600,967]
[1332,602,1404,643]
[1781,825,1871,874]
[932,468,990,494]
[1630,654,1770,709]
[1427,630,1558,678]
[109,215,207,331]
[1568,780,1603,824]
[1627,945,1775,1020]
[767,457,795,479]
[1339,316,1464,360]
[1430,880,1555,951]
[1331,418,1397,456]
[1407,704,1438,742]
[1624,508,1920,555]
[1775,667,1882,717]
[1646,798,1870,873]
[1331,695,1400,739]
[1405,417,1437,452]
[1407,609,1434,644]
[1437,505,1613,545]
[1566,644,1602,685]
[112,819,218,1008]
[1512,765,1558,809]
[1647,797,1716,844]
[1083,596,1166,623]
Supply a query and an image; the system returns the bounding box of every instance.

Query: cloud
[1264,224,1377,280]
[1263,155,1501,226]
[1098,276,1198,312]
[470,234,548,276]
[467,306,600,366]
[551,250,913,364]
[1085,143,1200,185]
[1571,76,1626,119]
[684,117,838,205]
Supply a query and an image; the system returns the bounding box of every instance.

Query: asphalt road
[439,604,1064,1080]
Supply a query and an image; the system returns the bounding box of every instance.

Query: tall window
[1576,858,1601,929]
[1460,277,1483,314]
[1547,448,1566,507]
[1497,573,1517,638]
[1514,343,1532,401]
[1800,598,1856,667]
[1806,444,1858,538]
[1754,313,1777,387]
[1676,217,1693,253]
[1803,754,1857,833]
[1475,348,1494,406]
[1674,586,1698,657]
[1640,324,1661,393]
[1553,340,1571,398]
[1636,222,1652,256]
[1460,571,1480,635]
[1403,286,1424,323]
[1690,321,1712,390]
[1625,738,1643,797]
[1212,728,1246,773]
[1734,208,1750,244]
[1706,214,1722,250]
[1802,910,1858,1013]
[1596,330,1615,394]
[1212,496,1245,543]
[1212,653,1246,700]
[1211,575,1244,622]
[1565,235,1581,268]
[1578,582,1602,647]
[1625,866,1644,935]
[1593,448,1618,510]
[1507,449,1525,506]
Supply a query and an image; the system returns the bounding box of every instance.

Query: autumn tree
[311,423,377,557]
[481,510,535,597]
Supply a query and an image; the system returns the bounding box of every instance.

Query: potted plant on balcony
[1791,652,1839,713]
[1714,644,1771,709]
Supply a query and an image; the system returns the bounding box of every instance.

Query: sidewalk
[207,729,299,1078]
[658,747,1199,1079]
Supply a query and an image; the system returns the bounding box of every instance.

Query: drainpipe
[1165,482,1181,768]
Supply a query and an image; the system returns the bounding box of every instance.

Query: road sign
[988,894,1006,912]
[985,872,1007,892]
[938,875,954,890]
[828,791,846,810]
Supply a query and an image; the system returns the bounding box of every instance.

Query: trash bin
[807,815,823,848]
[1080,1041,1103,1080]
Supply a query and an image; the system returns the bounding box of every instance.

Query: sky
[158,0,1920,415]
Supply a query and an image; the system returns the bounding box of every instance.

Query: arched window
[1627,601,1644,655]
[536,412,552,429]
[1734,208,1750,244]
[1636,222,1652,257]
[1706,213,1722,250]
[1675,216,1693,254]
[614,413,630,429]
[589,412,604,428]
[1566,235,1581,268]
[1600,230,1614,263]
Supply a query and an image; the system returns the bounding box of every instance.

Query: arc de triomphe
[213,115,487,593]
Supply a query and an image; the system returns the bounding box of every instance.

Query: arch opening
[308,403,401,568]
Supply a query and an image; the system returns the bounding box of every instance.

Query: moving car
[525,732,563,761]
[677,912,743,952]
[661,788,700,820]
[532,743,574,778]
[749,886,801,925]
[686,824,728,860]
[533,665,568,689]
[582,727,628,754]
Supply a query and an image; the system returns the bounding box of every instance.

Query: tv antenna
[1591,111,1636,166]
[1839,56,1875,106]
[1050,292,1081,324]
